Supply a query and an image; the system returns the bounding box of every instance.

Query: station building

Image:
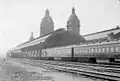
[7,7,120,57]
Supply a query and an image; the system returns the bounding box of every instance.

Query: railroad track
[10,58,120,81]
[36,60,120,73]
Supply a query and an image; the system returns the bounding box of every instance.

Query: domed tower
[29,32,35,41]
[40,9,54,36]
[67,7,80,34]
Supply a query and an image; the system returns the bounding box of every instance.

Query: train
[7,40,120,63]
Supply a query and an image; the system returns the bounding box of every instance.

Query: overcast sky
[0,0,120,57]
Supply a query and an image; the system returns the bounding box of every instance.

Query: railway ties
[36,60,120,80]
[11,58,120,81]
[28,59,120,74]
[27,59,120,74]
[38,60,120,73]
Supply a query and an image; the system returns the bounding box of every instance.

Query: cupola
[67,7,80,34]
[40,9,54,36]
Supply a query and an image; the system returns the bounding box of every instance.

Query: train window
[34,54,36,57]
[95,48,97,53]
[38,54,40,57]
[82,49,84,53]
[91,48,94,53]
[90,48,92,53]
[106,47,109,52]
[37,51,39,54]
[83,49,84,53]
[102,48,105,52]
[89,48,91,53]
[85,49,88,53]
[98,48,100,53]
[67,50,70,54]
[115,47,119,52]
[119,46,120,52]
[84,49,86,53]
[111,47,114,52]
[87,49,90,53]
[75,49,77,53]
[78,49,80,53]
[88,49,90,53]
[83,49,85,53]
[79,49,80,53]
[77,49,79,53]
[65,49,68,54]
[30,53,32,57]
[93,48,95,53]
[97,48,99,52]
[80,49,81,53]
[87,49,89,53]
[91,48,93,53]
[81,49,83,53]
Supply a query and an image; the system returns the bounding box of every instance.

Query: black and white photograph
[0,0,120,81]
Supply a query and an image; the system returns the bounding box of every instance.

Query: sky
[0,0,120,57]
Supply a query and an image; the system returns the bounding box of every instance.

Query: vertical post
[71,47,74,61]
[39,49,42,59]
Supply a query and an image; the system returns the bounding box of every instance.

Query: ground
[0,59,100,81]
[0,59,53,81]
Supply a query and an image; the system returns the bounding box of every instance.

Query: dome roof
[42,28,86,48]
[40,9,54,26]
[67,7,80,27]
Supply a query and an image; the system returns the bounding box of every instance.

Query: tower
[29,32,34,41]
[67,7,80,34]
[40,9,54,36]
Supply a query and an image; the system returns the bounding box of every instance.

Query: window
[102,48,105,52]
[115,47,119,52]
[111,47,114,52]
[95,48,97,53]
[85,49,87,53]
[81,49,83,53]
[91,48,94,53]
[106,47,109,52]
[99,48,101,52]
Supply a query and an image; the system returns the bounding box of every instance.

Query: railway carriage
[74,40,120,63]
[40,40,120,63]
[41,46,72,60]
[8,40,120,63]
